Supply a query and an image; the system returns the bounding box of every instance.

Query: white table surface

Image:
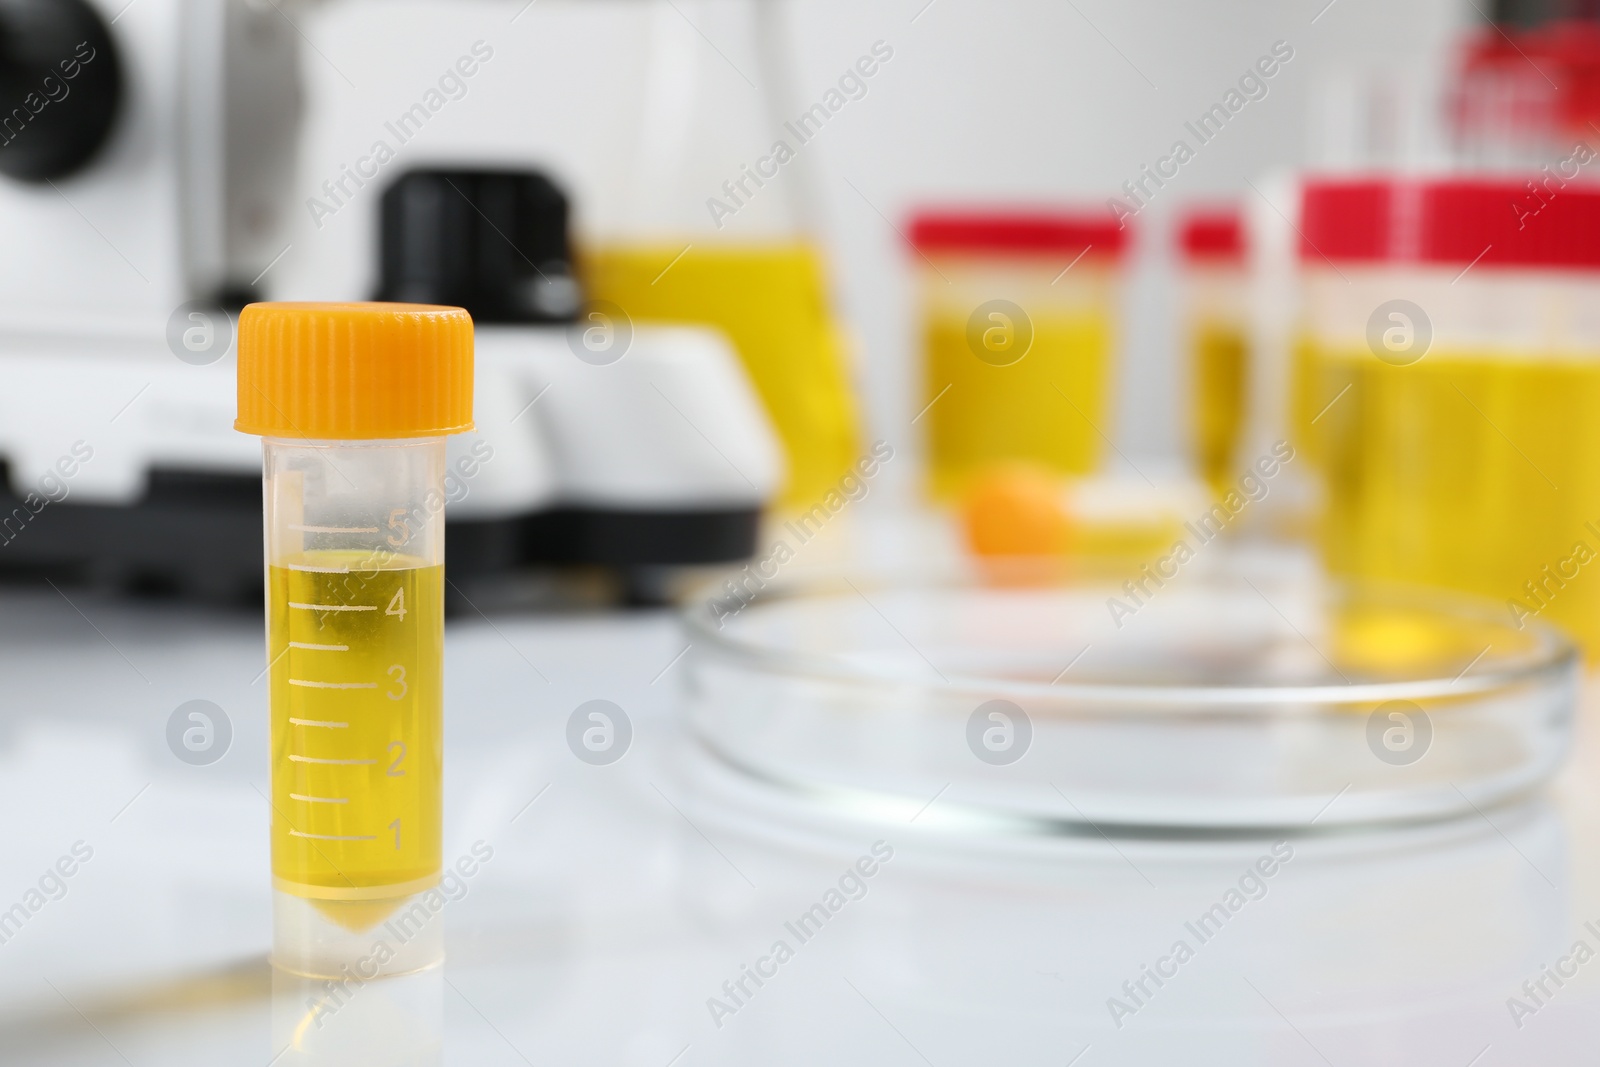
[0,573,1596,1066]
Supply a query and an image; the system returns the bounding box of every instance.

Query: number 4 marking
[386,587,406,620]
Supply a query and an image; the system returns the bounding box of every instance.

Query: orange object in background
[962,463,1073,557]
[961,463,1208,563]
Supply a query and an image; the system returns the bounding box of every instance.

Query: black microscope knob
[376,168,582,325]
[0,0,121,182]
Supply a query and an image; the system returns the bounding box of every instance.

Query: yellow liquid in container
[583,242,860,507]
[1190,320,1248,495]
[1301,345,1600,657]
[269,552,443,925]
[923,309,1111,500]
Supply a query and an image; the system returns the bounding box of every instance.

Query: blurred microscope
[0,0,781,604]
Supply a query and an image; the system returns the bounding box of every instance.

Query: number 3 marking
[388,664,407,700]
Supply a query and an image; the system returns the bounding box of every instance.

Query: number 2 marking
[388,740,406,776]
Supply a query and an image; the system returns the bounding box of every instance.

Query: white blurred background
[271,0,1466,498]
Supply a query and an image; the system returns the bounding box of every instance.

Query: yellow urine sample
[923,308,1111,500]
[1300,344,1600,656]
[269,552,443,908]
[1331,603,1523,677]
[1190,319,1249,495]
[583,242,860,508]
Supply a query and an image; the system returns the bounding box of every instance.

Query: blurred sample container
[583,243,857,507]
[1295,177,1600,657]
[584,0,859,509]
[1177,206,1251,496]
[908,210,1128,500]
[1450,16,1600,166]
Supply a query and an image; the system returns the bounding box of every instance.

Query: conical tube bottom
[308,896,405,933]
[273,887,444,980]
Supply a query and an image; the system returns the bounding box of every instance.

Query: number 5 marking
[386,508,412,548]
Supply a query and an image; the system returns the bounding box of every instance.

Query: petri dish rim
[681,567,1580,711]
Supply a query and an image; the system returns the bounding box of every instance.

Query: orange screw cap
[235,302,474,440]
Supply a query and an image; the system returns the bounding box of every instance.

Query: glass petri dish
[680,563,1579,833]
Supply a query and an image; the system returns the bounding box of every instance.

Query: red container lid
[1299,177,1600,269]
[1454,20,1600,141]
[907,208,1129,259]
[1178,206,1245,262]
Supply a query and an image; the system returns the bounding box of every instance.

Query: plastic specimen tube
[236,302,474,978]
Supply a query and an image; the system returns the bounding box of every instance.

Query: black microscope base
[0,471,759,603]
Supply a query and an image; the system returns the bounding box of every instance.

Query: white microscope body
[0,0,780,597]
